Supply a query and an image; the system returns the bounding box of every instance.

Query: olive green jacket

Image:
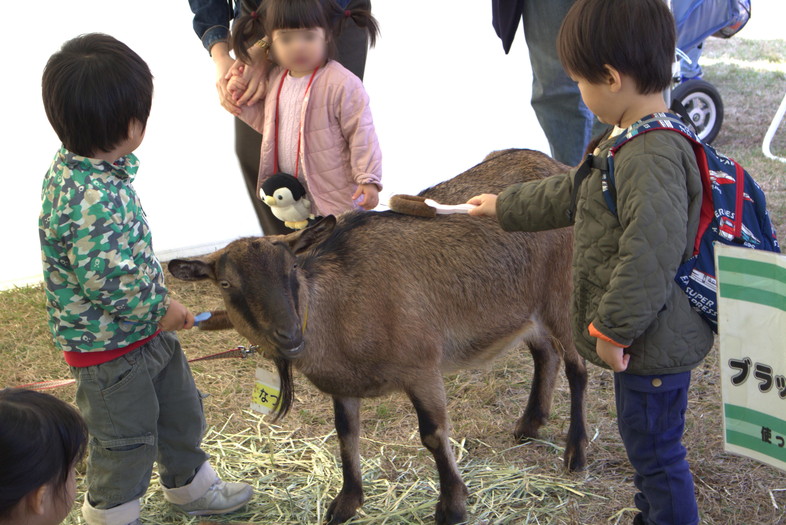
[497,130,714,374]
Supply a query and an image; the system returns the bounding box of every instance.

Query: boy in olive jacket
[468,0,713,523]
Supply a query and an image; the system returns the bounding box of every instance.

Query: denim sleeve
[188,0,234,53]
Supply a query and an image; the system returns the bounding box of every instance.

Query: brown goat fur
[169,148,588,525]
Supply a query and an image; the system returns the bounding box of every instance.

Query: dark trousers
[614,371,699,525]
[235,0,371,235]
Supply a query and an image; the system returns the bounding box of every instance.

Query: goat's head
[168,216,337,360]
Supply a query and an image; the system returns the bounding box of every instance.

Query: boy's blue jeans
[614,371,699,525]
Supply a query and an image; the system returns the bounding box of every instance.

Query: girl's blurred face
[270,27,328,76]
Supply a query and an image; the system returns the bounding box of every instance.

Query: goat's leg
[561,346,588,471]
[513,335,561,442]
[407,378,468,525]
[325,396,364,525]
[529,312,589,472]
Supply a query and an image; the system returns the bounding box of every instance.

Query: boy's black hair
[232,0,378,64]
[557,0,675,94]
[0,388,87,519]
[42,33,153,157]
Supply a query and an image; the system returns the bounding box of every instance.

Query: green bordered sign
[716,244,786,472]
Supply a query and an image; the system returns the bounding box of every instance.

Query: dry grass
[2,37,786,524]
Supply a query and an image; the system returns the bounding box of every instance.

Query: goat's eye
[219,280,231,289]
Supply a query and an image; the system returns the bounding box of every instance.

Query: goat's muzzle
[273,329,304,359]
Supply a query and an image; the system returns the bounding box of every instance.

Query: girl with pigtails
[228,0,383,230]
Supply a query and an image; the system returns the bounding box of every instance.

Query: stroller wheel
[672,79,724,144]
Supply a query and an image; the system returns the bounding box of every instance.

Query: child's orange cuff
[588,322,629,348]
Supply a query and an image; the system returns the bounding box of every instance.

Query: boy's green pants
[70,330,209,509]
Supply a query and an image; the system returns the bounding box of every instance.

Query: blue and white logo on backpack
[602,112,780,332]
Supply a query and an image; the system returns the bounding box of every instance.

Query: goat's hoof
[513,423,540,443]
[564,445,588,472]
[434,501,467,525]
[325,490,363,524]
[434,485,468,525]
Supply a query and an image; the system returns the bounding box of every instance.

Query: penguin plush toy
[260,172,315,230]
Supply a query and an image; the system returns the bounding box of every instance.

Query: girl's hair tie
[344,9,352,17]
[251,10,258,19]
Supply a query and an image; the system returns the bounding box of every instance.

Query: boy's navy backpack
[590,112,780,332]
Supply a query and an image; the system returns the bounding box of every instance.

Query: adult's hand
[227,43,270,107]
[210,42,242,116]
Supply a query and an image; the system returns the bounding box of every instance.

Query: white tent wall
[4,1,782,290]
[2,1,548,289]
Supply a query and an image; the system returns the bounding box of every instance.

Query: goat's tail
[270,357,294,421]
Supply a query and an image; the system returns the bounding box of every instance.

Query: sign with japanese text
[716,244,786,472]
[250,367,282,416]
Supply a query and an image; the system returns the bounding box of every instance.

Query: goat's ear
[168,259,215,281]
[288,215,337,254]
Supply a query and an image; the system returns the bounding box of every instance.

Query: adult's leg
[335,0,371,80]
[521,0,594,166]
[614,371,699,525]
[235,118,292,235]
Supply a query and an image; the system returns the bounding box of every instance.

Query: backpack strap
[669,98,701,137]
[601,112,703,217]
[567,155,593,222]
[568,153,616,220]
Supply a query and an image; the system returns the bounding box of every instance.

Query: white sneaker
[172,479,253,516]
[162,461,253,516]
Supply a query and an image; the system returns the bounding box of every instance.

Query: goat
[169,148,588,525]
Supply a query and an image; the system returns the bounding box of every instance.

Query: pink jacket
[238,60,382,216]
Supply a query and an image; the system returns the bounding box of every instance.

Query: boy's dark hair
[232,0,378,64]
[0,388,87,518]
[557,0,675,94]
[42,33,153,157]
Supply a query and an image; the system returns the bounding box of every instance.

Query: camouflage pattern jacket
[39,147,170,358]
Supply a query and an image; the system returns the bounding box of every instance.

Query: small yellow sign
[250,367,282,415]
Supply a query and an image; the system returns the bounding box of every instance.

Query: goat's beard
[271,357,294,421]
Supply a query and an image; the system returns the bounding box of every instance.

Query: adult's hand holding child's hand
[158,299,195,332]
[226,43,270,107]
[226,70,249,100]
[211,43,242,116]
[466,194,498,218]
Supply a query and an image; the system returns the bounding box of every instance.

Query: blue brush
[194,311,212,327]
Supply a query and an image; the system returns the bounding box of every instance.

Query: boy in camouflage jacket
[468,1,714,524]
[39,34,253,525]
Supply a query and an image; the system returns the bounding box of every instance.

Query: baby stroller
[671,0,751,143]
